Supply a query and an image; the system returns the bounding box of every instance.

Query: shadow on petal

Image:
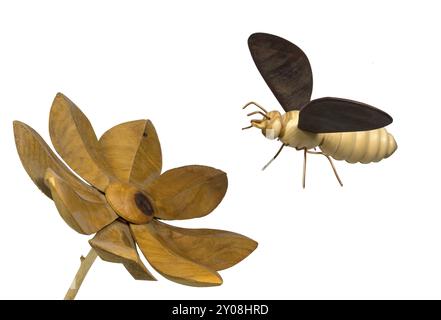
[146,165,228,220]
[45,169,118,235]
[89,220,156,280]
[151,220,258,271]
[49,93,112,191]
[13,121,101,202]
[130,223,223,287]
[99,120,162,186]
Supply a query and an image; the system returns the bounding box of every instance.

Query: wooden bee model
[243,33,397,188]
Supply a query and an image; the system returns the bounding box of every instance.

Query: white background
[1,0,440,299]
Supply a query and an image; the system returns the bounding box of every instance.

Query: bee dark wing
[298,97,393,133]
[248,33,313,111]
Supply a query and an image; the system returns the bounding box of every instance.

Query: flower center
[105,182,155,224]
[134,192,154,216]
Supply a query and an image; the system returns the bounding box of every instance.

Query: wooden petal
[44,169,118,235]
[89,221,156,281]
[99,120,162,187]
[49,93,112,191]
[131,223,223,286]
[13,121,102,202]
[145,165,228,220]
[152,220,258,271]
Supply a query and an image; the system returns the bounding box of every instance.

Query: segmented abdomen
[319,128,397,163]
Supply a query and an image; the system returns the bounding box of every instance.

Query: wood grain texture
[298,97,393,133]
[49,93,112,191]
[13,121,102,202]
[45,169,118,235]
[152,220,257,271]
[89,220,156,281]
[131,223,223,286]
[248,32,313,111]
[64,248,98,300]
[99,120,162,188]
[145,165,228,220]
[105,183,154,224]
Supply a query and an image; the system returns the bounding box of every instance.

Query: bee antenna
[242,101,268,113]
[247,111,270,120]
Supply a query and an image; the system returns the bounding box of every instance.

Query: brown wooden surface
[131,223,223,286]
[298,97,393,133]
[152,220,257,271]
[64,248,98,300]
[49,93,112,191]
[145,165,228,220]
[14,93,258,291]
[45,169,117,234]
[105,182,154,224]
[89,220,156,280]
[248,32,313,111]
[99,120,162,187]
[13,121,103,202]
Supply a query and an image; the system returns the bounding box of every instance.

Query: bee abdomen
[319,128,397,164]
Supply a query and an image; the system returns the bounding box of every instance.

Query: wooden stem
[64,248,98,300]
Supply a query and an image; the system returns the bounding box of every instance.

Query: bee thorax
[279,111,322,149]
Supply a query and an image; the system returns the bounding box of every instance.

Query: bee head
[256,111,282,140]
[242,102,282,140]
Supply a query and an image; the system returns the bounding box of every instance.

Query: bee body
[279,111,397,164]
[279,111,321,149]
[320,128,396,164]
[245,32,398,187]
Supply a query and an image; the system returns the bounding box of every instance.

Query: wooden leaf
[145,165,228,220]
[44,169,118,235]
[131,223,223,286]
[99,120,162,187]
[89,220,156,281]
[49,93,112,191]
[152,220,257,271]
[13,121,102,202]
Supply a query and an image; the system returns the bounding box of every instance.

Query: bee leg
[307,151,343,187]
[324,155,343,187]
[302,148,307,189]
[262,143,286,171]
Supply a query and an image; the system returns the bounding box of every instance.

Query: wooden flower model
[13,93,257,299]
